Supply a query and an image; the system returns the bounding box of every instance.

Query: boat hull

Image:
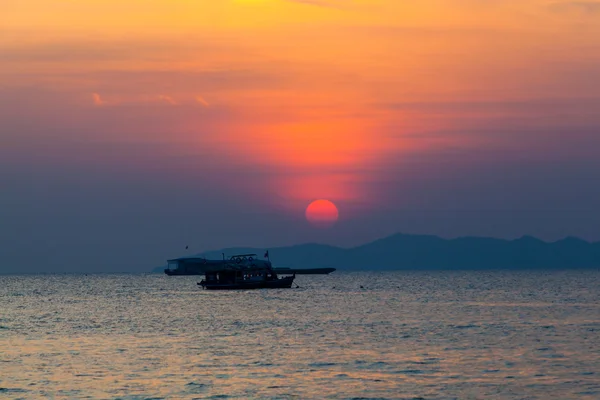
[167,268,335,276]
[198,276,295,290]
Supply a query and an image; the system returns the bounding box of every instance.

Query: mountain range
[154,233,600,272]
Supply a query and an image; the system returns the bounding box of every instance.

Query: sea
[1,270,599,399]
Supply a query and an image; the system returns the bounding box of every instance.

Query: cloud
[157,94,177,105]
[195,95,210,107]
[92,92,105,106]
[90,93,210,107]
[548,1,600,14]
[377,97,600,115]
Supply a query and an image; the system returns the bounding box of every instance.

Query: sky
[1,0,600,273]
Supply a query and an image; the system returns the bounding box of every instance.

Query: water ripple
[0,271,599,398]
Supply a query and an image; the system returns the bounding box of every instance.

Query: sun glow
[305,199,339,228]
[3,0,598,224]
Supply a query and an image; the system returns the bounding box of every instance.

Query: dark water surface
[1,271,599,399]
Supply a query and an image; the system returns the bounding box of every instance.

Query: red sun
[305,199,339,228]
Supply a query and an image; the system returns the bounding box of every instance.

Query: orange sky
[3,0,600,273]
[2,0,600,216]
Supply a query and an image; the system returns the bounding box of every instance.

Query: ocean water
[1,271,599,399]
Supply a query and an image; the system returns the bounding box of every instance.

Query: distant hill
[152,233,600,272]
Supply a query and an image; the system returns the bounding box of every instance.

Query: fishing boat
[196,256,296,290]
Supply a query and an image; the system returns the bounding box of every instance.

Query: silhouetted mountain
[153,233,600,272]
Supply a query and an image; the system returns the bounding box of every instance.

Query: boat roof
[167,255,268,263]
[167,257,218,262]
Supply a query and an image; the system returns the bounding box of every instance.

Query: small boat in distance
[164,253,271,276]
[164,253,336,276]
[197,264,295,290]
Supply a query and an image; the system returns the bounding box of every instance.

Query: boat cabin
[204,268,278,285]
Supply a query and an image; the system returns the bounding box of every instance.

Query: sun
[305,199,339,228]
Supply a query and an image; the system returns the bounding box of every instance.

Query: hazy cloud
[92,92,105,106]
[195,95,210,107]
[90,92,201,107]
[548,1,600,13]
[157,94,177,105]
